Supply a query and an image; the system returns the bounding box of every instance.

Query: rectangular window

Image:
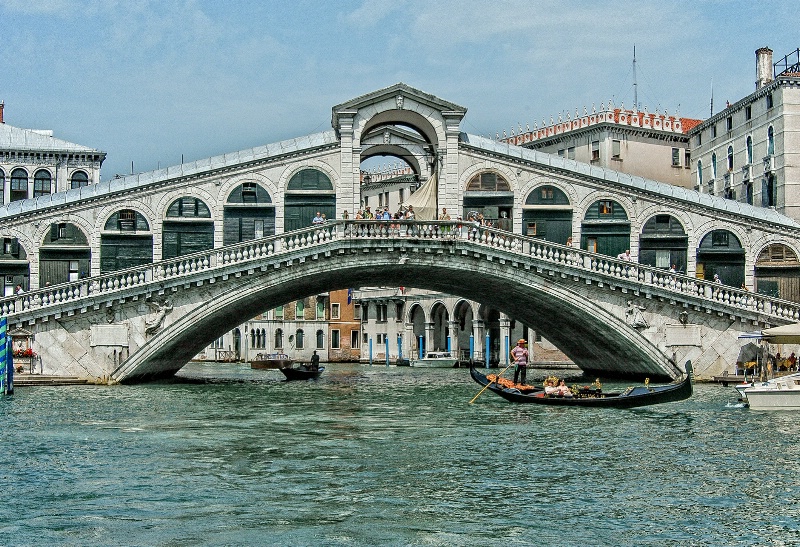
[331,329,340,349]
[557,149,565,157]
[672,148,681,167]
[656,250,670,269]
[352,330,360,349]
[587,237,598,253]
[567,147,575,160]
[527,222,537,236]
[711,125,717,138]
[591,141,599,161]
[598,200,613,215]
[363,332,368,344]
[254,220,264,239]
[396,302,404,321]
[745,105,752,120]
[712,231,729,247]
[331,303,340,319]
[376,333,384,344]
[697,133,702,146]
[726,116,732,132]
[68,260,80,282]
[399,189,404,203]
[766,94,773,109]
[655,215,670,229]
[684,150,691,169]
[540,188,554,200]
[378,193,383,207]
[611,140,621,159]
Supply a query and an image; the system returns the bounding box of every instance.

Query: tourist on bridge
[713,273,722,284]
[312,211,324,225]
[617,249,632,261]
[511,338,529,385]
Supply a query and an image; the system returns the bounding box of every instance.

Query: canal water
[2,363,799,546]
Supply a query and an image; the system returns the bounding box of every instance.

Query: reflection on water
[2,362,800,546]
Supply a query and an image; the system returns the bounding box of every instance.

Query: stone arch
[638,211,690,273]
[459,163,517,225]
[521,181,574,241]
[215,172,278,209]
[219,176,277,245]
[354,107,445,156]
[753,239,800,301]
[695,224,748,286]
[429,299,451,351]
[578,194,633,257]
[37,220,92,287]
[158,192,216,261]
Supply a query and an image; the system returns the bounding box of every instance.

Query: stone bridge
[2,220,798,383]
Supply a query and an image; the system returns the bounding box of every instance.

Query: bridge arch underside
[113,245,680,383]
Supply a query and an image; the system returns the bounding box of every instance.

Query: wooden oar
[469,363,515,404]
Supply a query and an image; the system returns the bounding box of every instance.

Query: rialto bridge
[2,83,800,383]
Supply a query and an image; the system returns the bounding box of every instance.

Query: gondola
[469,362,692,408]
[279,364,325,381]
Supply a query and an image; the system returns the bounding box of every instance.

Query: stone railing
[0,224,339,318]
[2,220,799,323]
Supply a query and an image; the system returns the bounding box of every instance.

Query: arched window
[224,183,275,244]
[10,168,28,202]
[104,209,150,232]
[466,172,511,192]
[275,328,284,349]
[727,146,734,171]
[711,153,717,178]
[70,171,89,189]
[697,160,703,186]
[746,136,753,164]
[250,329,256,348]
[295,329,305,349]
[296,300,305,318]
[316,329,325,349]
[33,170,52,198]
[768,126,775,155]
[166,197,211,218]
[260,329,266,349]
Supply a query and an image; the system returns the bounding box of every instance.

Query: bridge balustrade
[1,220,799,323]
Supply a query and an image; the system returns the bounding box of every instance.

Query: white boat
[410,351,458,368]
[742,372,800,410]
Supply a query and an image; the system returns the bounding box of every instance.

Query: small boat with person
[279,363,325,381]
[250,353,294,370]
[469,362,693,408]
[411,351,458,368]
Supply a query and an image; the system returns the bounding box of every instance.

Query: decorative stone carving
[625,300,649,329]
[144,298,173,335]
[395,95,404,109]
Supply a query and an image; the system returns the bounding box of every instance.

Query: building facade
[689,47,800,299]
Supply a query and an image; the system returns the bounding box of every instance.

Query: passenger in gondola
[543,378,558,395]
[556,379,574,397]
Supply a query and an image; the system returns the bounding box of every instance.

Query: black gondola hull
[470,364,692,408]
[280,365,325,381]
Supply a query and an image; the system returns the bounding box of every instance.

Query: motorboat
[410,351,458,368]
[741,372,800,410]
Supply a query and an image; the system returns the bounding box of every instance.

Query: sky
[1,0,797,180]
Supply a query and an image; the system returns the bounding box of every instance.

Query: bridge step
[13,374,90,386]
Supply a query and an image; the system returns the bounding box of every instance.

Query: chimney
[756,47,773,89]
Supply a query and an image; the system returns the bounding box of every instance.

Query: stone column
[424,321,434,354]
[472,319,485,362]
[336,110,360,217]
[448,320,460,358]
[499,316,511,366]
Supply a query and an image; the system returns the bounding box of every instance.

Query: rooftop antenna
[710,77,714,117]
[633,44,638,111]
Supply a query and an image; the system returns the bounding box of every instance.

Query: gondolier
[511,339,529,385]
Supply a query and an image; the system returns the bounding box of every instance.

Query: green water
[1,362,798,546]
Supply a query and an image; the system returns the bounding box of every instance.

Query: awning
[738,323,800,344]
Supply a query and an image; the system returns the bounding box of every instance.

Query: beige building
[689,47,800,221]
[502,103,701,189]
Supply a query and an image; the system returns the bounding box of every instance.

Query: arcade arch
[522,184,572,242]
[696,229,745,287]
[100,209,153,273]
[754,243,800,301]
[284,169,335,231]
[223,183,275,245]
[580,199,630,257]
[463,171,513,226]
[39,222,90,286]
[639,214,688,273]
[162,197,214,260]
